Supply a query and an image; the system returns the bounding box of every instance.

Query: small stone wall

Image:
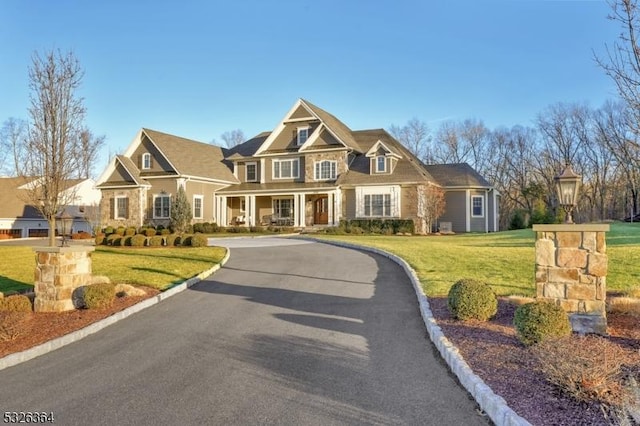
[532,224,609,334]
[33,246,95,312]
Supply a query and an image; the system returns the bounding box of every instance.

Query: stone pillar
[532,224,609,335]
[33,246,95,312]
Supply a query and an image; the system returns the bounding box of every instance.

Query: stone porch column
[33,246,95,312]
[532,224,609,334]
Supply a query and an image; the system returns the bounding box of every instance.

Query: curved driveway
[0,238,488,425]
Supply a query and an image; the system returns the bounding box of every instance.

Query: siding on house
[440,191,467,233]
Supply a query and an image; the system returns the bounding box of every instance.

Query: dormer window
[297,127,309,145]
[142,153,152,170]
[376,156,386,173]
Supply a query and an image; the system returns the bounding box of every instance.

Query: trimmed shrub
[249,226,265,233]
[130,234,147,247]
[513,301,572,346]
[143,228,157,237]
[148,235,164,247]
[165,234,180,246]
[0,295,32,312]
[71,231,92,240]
[120,235,131,246]
[106,234,121,246]
[115,226,126,236]
[447,278,497,321]
[83,283,116,309]
[190,233,208,247]
[160,228,171,235]
[103,226,114,235]
[124,227,137,236]
[182,234,194,246]
[349,226,364,235]
[95,235,106,245]
[193,223,205,233]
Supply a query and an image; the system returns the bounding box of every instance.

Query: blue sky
[0,0,621,173]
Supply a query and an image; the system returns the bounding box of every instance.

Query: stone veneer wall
[100,188,144,228]
[33,247,95,312]
[532,224,609,334]
[303,152,348,181]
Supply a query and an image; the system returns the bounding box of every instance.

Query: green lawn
[0,246,227,294]
[315,222,640,297]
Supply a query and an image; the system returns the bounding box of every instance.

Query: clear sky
[0,0,622,173]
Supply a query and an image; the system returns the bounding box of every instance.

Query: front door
[314,197,329,225]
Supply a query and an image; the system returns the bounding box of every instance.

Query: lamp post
[56,211,73,247]
[555,164,582,224]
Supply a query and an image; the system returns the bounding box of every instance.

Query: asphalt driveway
[0,238,488,425]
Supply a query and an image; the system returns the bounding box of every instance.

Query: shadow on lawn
[0,276,33,294]
[96,247,224,264]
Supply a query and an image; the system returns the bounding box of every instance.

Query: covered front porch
[214,190,341,228]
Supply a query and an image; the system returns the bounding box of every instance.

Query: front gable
[131,134,177,175]
[365,140,402,175]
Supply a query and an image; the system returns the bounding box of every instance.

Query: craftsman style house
[96,99,499,233]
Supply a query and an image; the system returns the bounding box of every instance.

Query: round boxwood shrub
[447,278,498,321]
[95,234,106,245]
[182,234,194,246]
[103,226,114,235]
[143,228,157,237]
[190,233,208,247]
[83,283,116,309]
[130,234,147,247]
[115,226,126,236]
[0,295,32,312]
[125,227,136,236]
[106,234,121,246]
[165,234,180,246]
[513,301,572,346]
[148,235,164,247]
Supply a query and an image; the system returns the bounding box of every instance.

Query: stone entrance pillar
[33,246,95,312]
[532,224,609,335]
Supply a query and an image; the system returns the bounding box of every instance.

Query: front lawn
[0,245,227,293]
[314,222,640,297]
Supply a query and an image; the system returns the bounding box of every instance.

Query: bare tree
[219,129,246,148]
[388,118,433,163]
[77,128,105,179]
[415,184,446,234]
[433,119,490,175]
[0,117,28,176]
[596,0,640,137]
[22,49,87,246]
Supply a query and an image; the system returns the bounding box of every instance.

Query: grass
[0,245,227,293]
[315,222,640,297]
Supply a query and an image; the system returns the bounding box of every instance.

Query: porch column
[301,194,307,227]
[220,196,228,226]
[214,195,220,225]
[293,194,303,227]
[248,195,256,226]
[334,189,342,225]
[465,189,471,232]
[244,195,250,227]
[328,192,334,225]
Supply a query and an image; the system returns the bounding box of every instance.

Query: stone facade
[33,247,95,312]
[532,224,609,334]
[100,188,145,228]
[303,152,348,182]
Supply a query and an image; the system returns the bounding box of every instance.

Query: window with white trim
[364,194,391,217]
[142,153,152,169]
[314,160,337,180]
[356,186,400,218]
[115,196,128,219]
[153,194,171,219]
[273,198,293,219]
[472,195,484,217]
[193,195,203,219]
[297,127,309,145]
[376,156,386,173]
[246,162,257,182]
[273,158,299,179]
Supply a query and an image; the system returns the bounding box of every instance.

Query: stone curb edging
[300,237,532,426]
[0,248,231,372]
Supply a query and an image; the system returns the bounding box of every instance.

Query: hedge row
[95,233,209,247]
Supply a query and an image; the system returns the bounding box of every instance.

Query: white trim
[296,126,310,146]
[260,158,266,183]
[245,162,258,182]
[355,185,401,218]
[255,99,305,155]
[152,194,171,219]
[376,156,386,173]
[471,195,484,218]
[272,158,300,179]
[314,159,337,181]
[365,140,402,159]
[193,195,204,219]
[115,195,128,220]
[142,153,151,170]
[465,189,471,232]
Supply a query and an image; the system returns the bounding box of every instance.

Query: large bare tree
[388,118,433,163]
[77,128,105,179]
[0,117,27,176]
[22,50,87,246]
[219,129,246,148]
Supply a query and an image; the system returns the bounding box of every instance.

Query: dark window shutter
[109,197,115,219]
[125,198,130,219]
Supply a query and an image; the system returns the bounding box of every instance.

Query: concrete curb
[301,237,532,426]
[0,248,231,372]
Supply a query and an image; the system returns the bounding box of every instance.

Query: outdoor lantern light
[555,164,582,224]
[56,211,73,247]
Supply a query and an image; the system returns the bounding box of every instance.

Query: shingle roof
[218,181,337,194]
[337,129,435,186]
[143,128,237,183]
[301,99,363,152]
[424,163,493,188]
[226,132,270,158]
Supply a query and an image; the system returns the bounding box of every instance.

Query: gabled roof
[424,163,493,188]
[96,155,150,189]
[255,99,362,155]
[226,132,270,159]
[365,140,402,158]
[142,128,237,183]
[338,129,435,186]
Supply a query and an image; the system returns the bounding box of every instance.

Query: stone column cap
[33,246,96,254]
[532,224,610,232]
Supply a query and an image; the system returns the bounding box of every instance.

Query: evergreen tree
[171,186,192,234]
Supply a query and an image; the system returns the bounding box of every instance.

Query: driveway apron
[0,238,488,425]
